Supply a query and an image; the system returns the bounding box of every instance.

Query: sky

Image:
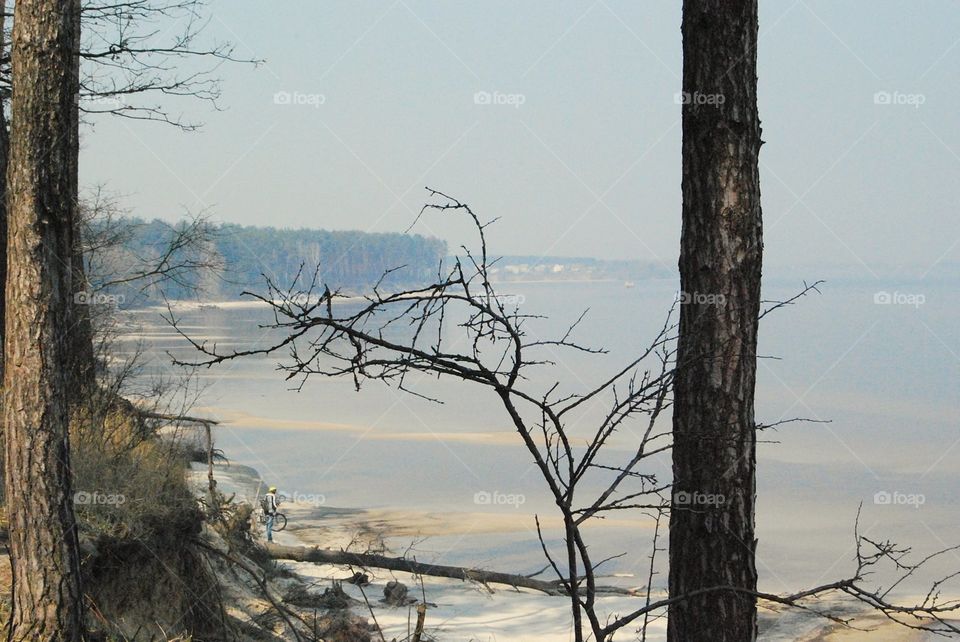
[80,0,960,279]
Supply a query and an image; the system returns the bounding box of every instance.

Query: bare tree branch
[168,190,960,641]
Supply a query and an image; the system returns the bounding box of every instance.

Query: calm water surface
[119,277,960,594]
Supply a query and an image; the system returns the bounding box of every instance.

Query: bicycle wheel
[274,513,288,531]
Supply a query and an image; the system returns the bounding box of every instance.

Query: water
[119,277,960,595]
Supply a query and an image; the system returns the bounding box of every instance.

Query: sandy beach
[191,461,957,641]
[193,461,665,640]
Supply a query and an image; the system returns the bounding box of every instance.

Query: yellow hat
[268,486,277,493]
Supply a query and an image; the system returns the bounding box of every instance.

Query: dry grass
[69,394,223,641]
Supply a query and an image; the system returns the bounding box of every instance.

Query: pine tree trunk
[3,0,85,639]
[67,0,97,393]
[0,1,9,371]
[68,234,96,391]
[0,0,11,505]
[668,1,763,641]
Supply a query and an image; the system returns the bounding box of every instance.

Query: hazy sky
[80,0,960,278]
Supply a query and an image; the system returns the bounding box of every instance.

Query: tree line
[90,218,448,303]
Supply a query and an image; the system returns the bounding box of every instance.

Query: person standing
[264,486,279,543]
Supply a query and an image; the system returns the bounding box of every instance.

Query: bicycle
[258,493,288,532]
[258,508,287,531]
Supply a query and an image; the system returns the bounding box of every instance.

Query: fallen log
[265,543,639,597]
[138,410,219,425]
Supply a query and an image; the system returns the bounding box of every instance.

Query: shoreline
[141,294,369,312]
[129,278,666,314]
[191,460,957,641]
[189,460,652,552]
[190,460,663,640]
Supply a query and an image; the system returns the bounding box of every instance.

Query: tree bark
[0,0,10,374]
[3,0,85,639]
[0,0,11,506]
[67,0,97,393]
[668,1,763,641]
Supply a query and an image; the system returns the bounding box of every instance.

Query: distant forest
[92,218,668,306]
[96,219,448,303]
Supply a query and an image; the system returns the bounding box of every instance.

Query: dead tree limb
[136,410,218,425]
[171,189,960,640]
[264,543,638,598]
[193,539,306,642]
